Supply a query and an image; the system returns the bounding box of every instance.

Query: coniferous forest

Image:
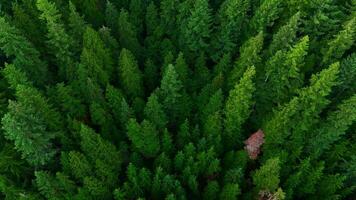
[0,0,355,199]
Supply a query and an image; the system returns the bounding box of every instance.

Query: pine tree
[129,0,145,37]
[118,9,141,57]
[2,64,31,89]
[36,0,75,81]
[80,26,113,87]
[160,0,179,38]
[68,1,87,55]
[105,1,119,34]
[322,16,356,64]
[309,95,356,158]
[212,0,249,60]
[175,52,191,90]
[118,48,143,99]
[263,36,309,108]
[203,181,220,200]
[144,92,168,130]
[35,171,76,200]
[182,0,212,54]
[253,157,280,192]
[249,0,282,33]
[105,85,133,130]
[224,66,256,149]
[263,62,340,161]
[1,85,62,166]
[127,119,160,158]
[159,64,188,125]
[219,183,240,200]
[268,12,301,55]
[228,32,263,89]
[145,2,159,36]
[0,17,49,86]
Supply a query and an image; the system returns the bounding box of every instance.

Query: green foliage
[224,66,256,149]
[182,0,212,53]
[127,119,160,158]
[2,85,62,166]
[228,32,263,88]
[0,1,354,199]
[36,0,75,81]
[118,48,143,99]
[0,17,48,86]
[253,157,280,192]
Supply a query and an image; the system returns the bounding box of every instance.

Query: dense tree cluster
[0,0,355,199]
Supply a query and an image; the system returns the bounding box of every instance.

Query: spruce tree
[249,0,282,33]
[268,12,301,55]
[224,66,256,149]
[228,32,263,89]
[118,48,144,99]
[0,17,49,86]
[127,119,160,158]
[144,92,168,131]
[253,157,281,192]
[36,0,75,81]
[182,0,212,54]
[118,9,141,57]
[322,17,356,64]
[1,85,62,166]
[212,0,249,60]
[80,27,113,86]
[263,62,340,161]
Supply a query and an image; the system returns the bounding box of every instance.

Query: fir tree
[144,92,168,131]
[249,0,282,33]
[322,17,356,64]
[127,119,160,158]
[253,157,280,192]
[118,9,141,57]
[263,62,340,161]
[212,0,249,60]
[228,32,263,89]
[1,85,62,166]
[224,66,256,149]
[0,17,48,86]
[182,0,212,54]
[118,48,144,99]
[36,0,75,81]
[268,12,301,55]
[80,27,113,87]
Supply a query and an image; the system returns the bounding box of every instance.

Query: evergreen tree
[253,157,280,192]
[263,62,340,161]
[158,64,188,126]
[36,0,75,81]
[322,17,356,64]
[80,27,113,87]
[118,9,141,57]
[118,48,144,99]
[0,17,49,86]
[309,95,356,158]
[144,92,168,131]
[212,0,249,60]
[127,119,160,158]
[228,32,263,89]
[182,0,212,54]
[68,1,87,55]
[1,85,62,166]
[219,183,240,200]
[249,0,282,33]
[261,36,309,111]
[105,1,119,34]
[224,66,256,149]
[268,12,301,55]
